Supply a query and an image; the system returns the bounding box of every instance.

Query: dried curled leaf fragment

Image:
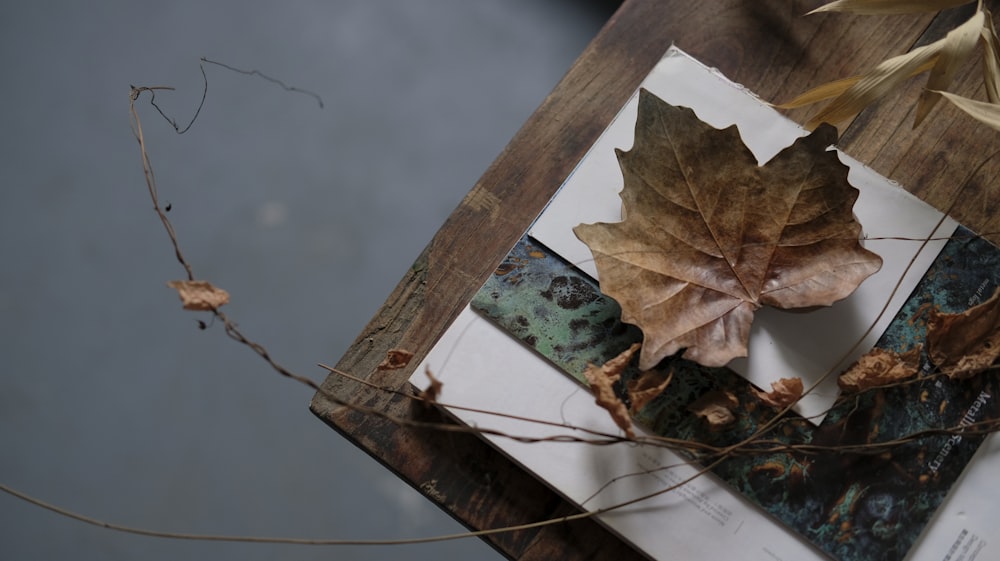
[574,90,881,369]
[687,389,739,430]
[926,286,1000,379]
[583,343,640,438]
[754,377,804,408]
[166,280,230,311]
[377,349,415,370]
[419,367,443,405]
[626,367,673,413]
[838,346,922,392]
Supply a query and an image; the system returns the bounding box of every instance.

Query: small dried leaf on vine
[915,10,984,125]
[688,390,739,430]
[583,343,640,438]
[838,346,921,392]
[936,91,1000,131]
[626,367,673,413]
[419,367,443,404]
[574,90,882,369]
[377,349,415,370]
[926,286,1000,378]
[166,280,230,311]
[808,0,974,15]
[754,377,804,408]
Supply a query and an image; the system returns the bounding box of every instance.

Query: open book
[412,48,1000,561]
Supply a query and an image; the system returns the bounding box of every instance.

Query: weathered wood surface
[311,1,1000,559]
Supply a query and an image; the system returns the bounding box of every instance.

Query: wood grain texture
[838,3,1000,242]
[311,1,1000,558]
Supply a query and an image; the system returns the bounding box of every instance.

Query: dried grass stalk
[981,10,1000,102]
[936,90,1000,130]
[788,2,1000,131]
[806,42,942,127]
[809,0,975,15]
[778,63,933,110]
[915,10,984,125]
[778,76,863,109]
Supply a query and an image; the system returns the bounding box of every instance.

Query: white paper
[417,306,998,561]
[530,48,957,421]
[418,307,824,561]
[412,47,994,561]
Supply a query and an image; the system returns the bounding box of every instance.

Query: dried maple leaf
[926,286,1000,379]
[626,367,673,413]
[166,280,230,311]
[838,346,922,392]
[754,377,804,408]
[687,389,739,430]
[377,349,415,370]
[583,343,640,438]
[574,90,882,369]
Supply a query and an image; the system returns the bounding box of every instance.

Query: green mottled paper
[471,229,1000,561]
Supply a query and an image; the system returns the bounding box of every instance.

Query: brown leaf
[419,367,443,404]
[377,349,415,370]
[754,377,804,408]
[166,280,230,311]
[687,390,739,430]
[574,90,882,369]
[838,346,922,392]
[583,343,641,438]
[927,286,1000,378]
[626,367,673,413]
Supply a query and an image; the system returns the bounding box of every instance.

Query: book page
[417,306,824,561]
[411,47,996,561]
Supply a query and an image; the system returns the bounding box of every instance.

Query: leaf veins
[574,90,882,369]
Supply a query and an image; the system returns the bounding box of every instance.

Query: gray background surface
[0,2,618,559]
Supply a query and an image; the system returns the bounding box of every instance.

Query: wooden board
[311,1,1000,558]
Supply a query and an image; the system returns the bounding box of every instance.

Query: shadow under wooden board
[311,1,1000,559]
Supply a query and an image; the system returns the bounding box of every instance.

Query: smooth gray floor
[0,2,617,559]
